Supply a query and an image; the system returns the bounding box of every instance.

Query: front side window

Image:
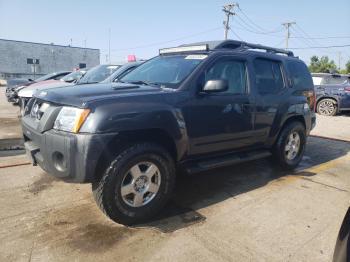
[254,58,284,95]
[203,59,247,94]
[120,55,205,88]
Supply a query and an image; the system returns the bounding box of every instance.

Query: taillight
[303,90,316,111]
[344,87,350,93]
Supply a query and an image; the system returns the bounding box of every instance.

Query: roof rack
[240,42,294,57]
[180,40,294,57]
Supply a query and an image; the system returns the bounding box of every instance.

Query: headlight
[53,107,90,133]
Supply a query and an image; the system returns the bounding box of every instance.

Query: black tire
[92,143,176,225]
[272,121,306,170]
[317,98,337,116]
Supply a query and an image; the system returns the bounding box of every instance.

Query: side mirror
[202,79,228,93]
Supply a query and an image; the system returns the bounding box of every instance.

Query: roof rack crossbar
[239,42,294,56]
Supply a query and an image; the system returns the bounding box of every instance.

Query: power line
[229,28,243,41]
[233,19,284,37]
[291,25,338,56]
[291,36,350,40]
[104,26,222,52]
[274,39,286,48]
[289,44,350,49]
[237,7,283,34]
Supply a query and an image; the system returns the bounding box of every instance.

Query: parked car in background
[6,71,71,103]
[22,40,316,225]
[101,61,144,83]
[19,64,120,115]
[76,64,120,85]
[312,73,350,116]
[333,207,349,262]
[18,70,87,111]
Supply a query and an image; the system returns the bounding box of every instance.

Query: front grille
[28,99,50,120]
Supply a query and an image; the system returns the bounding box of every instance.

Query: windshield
[61,71,85,82]
[120,55,206,88]
[78,65,120,84]
[35,72,58,82]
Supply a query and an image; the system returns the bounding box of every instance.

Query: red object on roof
[127,55,136,62]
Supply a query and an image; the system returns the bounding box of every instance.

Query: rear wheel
[272,121,306,169]
[92,143,175,225]
[317,98,337,116]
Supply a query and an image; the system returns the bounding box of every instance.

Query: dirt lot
[0,88,349,261]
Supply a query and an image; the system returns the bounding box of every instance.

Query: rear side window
[323,76,349,85]
[253,59,284,95]
[287,61,313,90]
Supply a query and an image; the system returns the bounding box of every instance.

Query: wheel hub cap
[120,162,161,207]
[285,132,301,160]
[319,101,335,115]
[134,176,148,192]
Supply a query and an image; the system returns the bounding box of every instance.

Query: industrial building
[0,39,100,79]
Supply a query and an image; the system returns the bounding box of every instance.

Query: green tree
[346,60,350,73]
[308,55,338,73]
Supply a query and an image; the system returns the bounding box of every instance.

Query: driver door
[183,56,256,156]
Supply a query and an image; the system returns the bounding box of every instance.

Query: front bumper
[5,89,18,103]
[22,120,118,183]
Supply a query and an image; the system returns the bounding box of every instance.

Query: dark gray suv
[22,40,316,225]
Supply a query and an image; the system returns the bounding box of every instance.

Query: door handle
[241,103,253,112]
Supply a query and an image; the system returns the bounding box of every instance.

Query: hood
[34,82,166,108]
[7,78,32,89]
[18,81,74,98]
[27,79,58,88]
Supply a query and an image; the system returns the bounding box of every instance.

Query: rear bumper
[22,121,118,183]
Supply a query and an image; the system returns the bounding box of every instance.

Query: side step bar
[185,150,271,174]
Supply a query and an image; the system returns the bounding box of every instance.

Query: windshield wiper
[128,80,151,86]
[77,81,99,85]
[128,80,161,87]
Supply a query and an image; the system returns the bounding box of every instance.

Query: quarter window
[254,59,284,94]
[287,61,313,89]
[204,59,247,94]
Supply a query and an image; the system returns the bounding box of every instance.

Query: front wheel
[92,143,176,225]
[272,121,306,170]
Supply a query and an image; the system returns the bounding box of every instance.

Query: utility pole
[222,3,238,40]
[282,21,296,49]
[108,28,111,64]
[338,51,342,70]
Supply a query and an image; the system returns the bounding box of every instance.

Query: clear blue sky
[0,0,349,67]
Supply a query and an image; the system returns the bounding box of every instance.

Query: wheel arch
[316,96,338,106]
[271,114,306,146]
[93,128,179,182]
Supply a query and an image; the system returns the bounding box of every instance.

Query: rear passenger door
[253,58,288,142]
